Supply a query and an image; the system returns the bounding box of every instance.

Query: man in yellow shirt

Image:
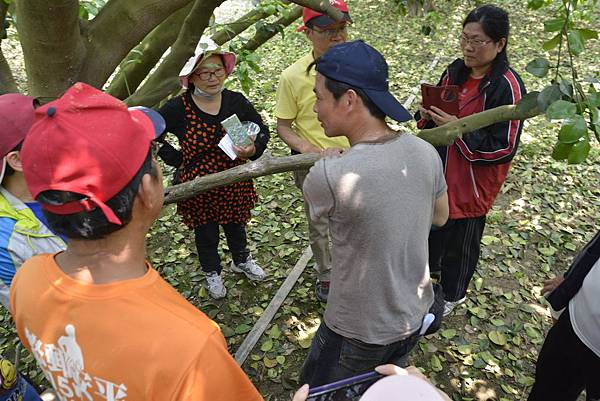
[275,0,352,301]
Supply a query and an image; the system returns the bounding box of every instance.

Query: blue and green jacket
[0,187,65,309]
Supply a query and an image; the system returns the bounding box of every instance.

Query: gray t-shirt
[303,133,447,345]
[569,257,600,357]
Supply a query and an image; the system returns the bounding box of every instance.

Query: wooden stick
[235,247,313,366]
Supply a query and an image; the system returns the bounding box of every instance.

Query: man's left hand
[428,106,458,127]
[233,143,256,160]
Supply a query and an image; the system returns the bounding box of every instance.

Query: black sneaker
[316,280,330,302]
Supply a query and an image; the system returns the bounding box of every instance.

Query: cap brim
[308,13,352,28]
[363,88,412,123]
[129,107,166,138]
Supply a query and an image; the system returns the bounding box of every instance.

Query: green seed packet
[221,114,252,147]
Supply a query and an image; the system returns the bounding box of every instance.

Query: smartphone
[307,371,384,401]
[421,84,460,115]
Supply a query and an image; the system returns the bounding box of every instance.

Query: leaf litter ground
[1,1,599,400]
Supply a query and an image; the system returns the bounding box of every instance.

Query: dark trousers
[528,309,600,401]
[429,216,486,302]
[194,222,249,274]
[300,322,420,387]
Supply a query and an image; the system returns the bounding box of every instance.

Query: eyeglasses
[193,68,226,81]
[459,34,493,48]
[311,25,348,38]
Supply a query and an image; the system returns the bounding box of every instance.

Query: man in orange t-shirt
[9,83,263,401]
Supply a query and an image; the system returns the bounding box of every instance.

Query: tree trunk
[124,0,225,107]
[417,103,540,145]
[164,152,320,204]
[242,6,303,52]
[0,1,17,94]
[16,0,86,101]
[78,0,195,90]
[106,4,192,100]
[164,101,541,203]
[211,7,274,45]
[287,0,345,21]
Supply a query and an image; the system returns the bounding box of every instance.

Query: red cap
[298,0,351,32]
[0,94,36,182]
[21,82,164,225]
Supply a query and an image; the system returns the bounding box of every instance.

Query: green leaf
[552,142,572,160]
[235,323,252,335]
[481,235,499,245]
[430,355,443,372]
[527,0,545,9]
[544,18,565,32]
[525,58,550,78]
[516,91,540,115]
[538,245,557,256]
[559,116,587,143]
[568,139,591,164]
[263,356,278,368]
[578,28,598,41]
[261,339,273,352]
[489,331,507,346]
[457,345,472,355]
[298,338,312,349]
[441,329,457,339]
[537,84,562,112]
[559,80,574,98]
[567,30,584,56]
[268,325,281,339]
[543,34,561,51]
[545,100,577,120]
[276,355,286,365]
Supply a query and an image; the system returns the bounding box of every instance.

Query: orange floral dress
[158,90,270,228]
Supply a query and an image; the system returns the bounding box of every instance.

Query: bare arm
[277,118,321,154]
[432,191,449,227]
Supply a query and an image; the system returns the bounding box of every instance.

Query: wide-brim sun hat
[179,37,236,89]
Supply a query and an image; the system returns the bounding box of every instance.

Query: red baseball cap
[298,0,352,32]
[21,82,165,225]
[0,93,36,183]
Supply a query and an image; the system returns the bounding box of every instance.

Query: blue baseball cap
[316,40,412,122]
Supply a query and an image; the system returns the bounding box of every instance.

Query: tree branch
[15,0,85,100]
[124,0,226,107]
[0,1,17,94]
[417,103,540,146]
[242,6,303,52]
[164,153,320,204]
[106,4,192,100]
[164,101,542,203]
[212,7,273,45]
[286,0,344,22]
[78,0,194,89]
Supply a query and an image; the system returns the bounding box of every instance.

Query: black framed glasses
[459,34,493,48]
[193,68,226,81]
[311,25,348,38]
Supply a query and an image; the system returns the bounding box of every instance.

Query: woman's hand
[233,143,256,160]
[418,104,432,121]
[428,105,458,126]
[542,276,565,295]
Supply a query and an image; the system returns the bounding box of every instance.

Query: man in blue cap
[299,40,449,385]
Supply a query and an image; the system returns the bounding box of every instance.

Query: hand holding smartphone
[306,371,384,401]
[421,84,459,116]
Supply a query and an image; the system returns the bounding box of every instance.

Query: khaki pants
[294,168,331,282]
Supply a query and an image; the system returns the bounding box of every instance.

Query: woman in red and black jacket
[416,4,526,315]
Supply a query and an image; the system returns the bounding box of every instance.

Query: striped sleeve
[455,69,525,164]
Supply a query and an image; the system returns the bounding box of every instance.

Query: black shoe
[316,280,330,302]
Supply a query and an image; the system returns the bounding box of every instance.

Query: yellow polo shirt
[275,53,350,150]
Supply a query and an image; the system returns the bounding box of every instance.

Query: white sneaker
[443,297,466,317]
[230,255,266,281]
[205,271,226,299]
